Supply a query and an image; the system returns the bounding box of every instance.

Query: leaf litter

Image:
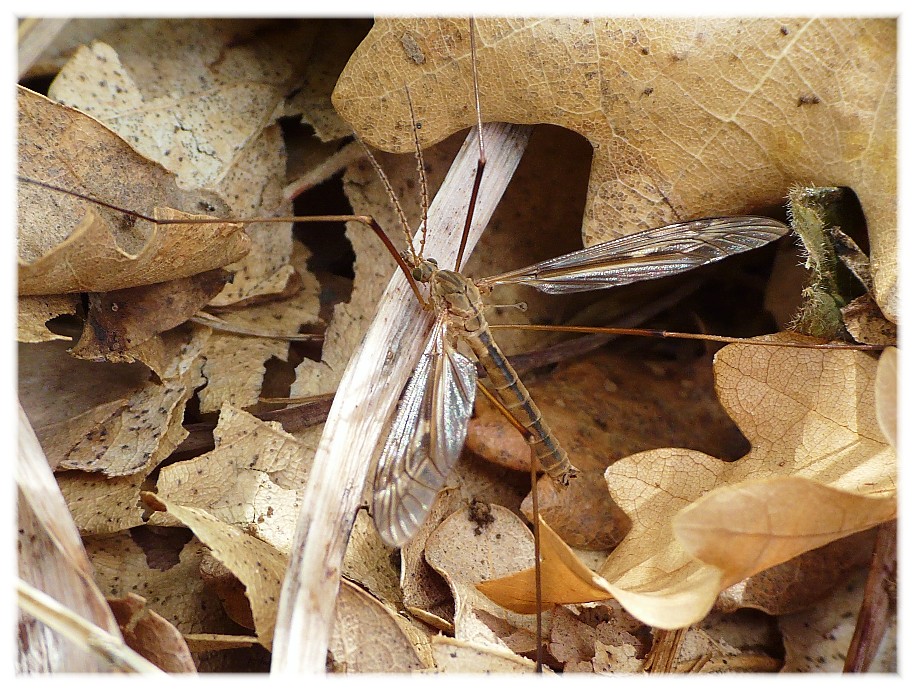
[17,17,896,674]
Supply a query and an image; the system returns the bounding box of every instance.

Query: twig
[17,580,164,675]
[283,139,366,201]
[844,521,897,672]
[270,123,532,674]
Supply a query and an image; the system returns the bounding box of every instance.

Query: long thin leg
[18,175,428,306]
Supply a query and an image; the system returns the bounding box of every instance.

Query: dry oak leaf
[429,637,547,673]
[17,294,80,343]
[334,18,897,320]
[107,593,197,673]
[84,531,237,637]
[17,88,248,295]
[143,494,287,651]
[46,22,312,305]
[71,269,230,360]
[153,404,308,554]
[197,263,321,414]
[480,337,895,629]
[330,579,429,673]
[424,504,549,655]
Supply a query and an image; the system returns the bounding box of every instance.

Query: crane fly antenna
[404,86,431,260]
[454,16,487,273]
[354,137,421,265]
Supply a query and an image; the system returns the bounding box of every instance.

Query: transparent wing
[372,317,477,547]
[479,216,789,294]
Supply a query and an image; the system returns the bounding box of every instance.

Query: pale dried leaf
[336,18,896,318]
[842,294,897,346]
[38,362,200,477]
[198,272,321,413]
[342,509,402,609]
[85,532,236,636]
[107,593,196,673]
[20,203,249,297]
[715,530,875,616]
[17,294,79,343]
[874,346,897,447]
[430,637,544,673]
[146,495,287,650]
[481,338,895,630]
[18,88,249,295]
[154,405,307,554]
[330,580,427,673]
[424,504,547,654]
[400,489,463,632]
[47,22,315,305]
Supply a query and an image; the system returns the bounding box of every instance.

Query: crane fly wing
[479,216,789,294]
[372,317,477,547]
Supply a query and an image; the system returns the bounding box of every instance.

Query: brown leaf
[342,509,402,609]
[107,593,197,673]
[430,637,545,673]
[85,531,236,636]
[336,18,896,318]
[35,359,200,478]
[46,22,319,305]
[425,504,546,653]
[198,271,321,413]
[715,530,875,616]
[330,580,428,672]
[153,404,309,554]
[71,269,230,359]
[18,294,79,343]
[480,337,896,630]
[18,89,248,295]
[842,294,897,347]
[145,495,287,650]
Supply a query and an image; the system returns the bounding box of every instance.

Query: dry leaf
[335,18,896,319]
[71,269,230,360]
[430,637,545,673]
[107,593,197,673]
[400,489,464,632]
[330,580,428,673]
[874,346,897,448]
[153,404,309,553]
[85,531,237,636]
[342,509,402,609]
[144,494,287,650]
[842,294,897,346]
[198,268,321,413]
[18,88,247,295]
[18,294,79,343]
[715,530,875,616]
[480,337,895,630]
[424,504,547,654]
[38,361,200,478]
[45,21,319,305]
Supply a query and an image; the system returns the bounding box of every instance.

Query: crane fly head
[411,257,439,283]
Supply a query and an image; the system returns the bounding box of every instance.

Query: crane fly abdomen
[432,268,578,486]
